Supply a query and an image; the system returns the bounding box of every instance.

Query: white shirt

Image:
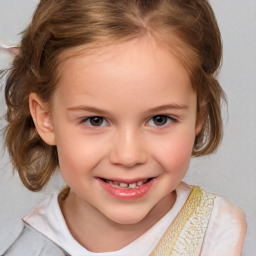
[23,183,247,256]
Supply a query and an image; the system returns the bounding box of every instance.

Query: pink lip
[97,178,155,200]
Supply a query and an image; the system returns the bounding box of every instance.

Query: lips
[98,177,155,200]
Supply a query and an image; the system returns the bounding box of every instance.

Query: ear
[29,93,56,145]
[195,117,203,136]
[195,96,207,137]
[195,102,205,136]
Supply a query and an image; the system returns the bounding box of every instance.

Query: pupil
[153,115,167,126]
[90,117,103,126]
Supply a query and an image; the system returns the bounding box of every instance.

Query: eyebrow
[67,104,188,115]
[146,104,189,113]
[67,106,111,115]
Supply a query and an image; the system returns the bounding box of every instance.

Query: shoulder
[0,216,24,256]
[0,217,67,256]
[201,191,247,256]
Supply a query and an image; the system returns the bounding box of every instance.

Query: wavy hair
[3,0,225,191]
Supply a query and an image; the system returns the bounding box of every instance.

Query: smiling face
[30,37,201,226]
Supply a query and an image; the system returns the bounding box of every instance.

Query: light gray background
[0,0,255,255]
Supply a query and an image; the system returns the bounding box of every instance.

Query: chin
[106,209,149,225]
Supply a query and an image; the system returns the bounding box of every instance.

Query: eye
[83,116,107,127]
[147,115,173,127]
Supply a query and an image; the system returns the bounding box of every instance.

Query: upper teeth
[106,179,148,189]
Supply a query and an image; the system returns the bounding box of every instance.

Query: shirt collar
[23,182,191,255]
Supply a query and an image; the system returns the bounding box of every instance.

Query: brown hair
[3,0,225,191]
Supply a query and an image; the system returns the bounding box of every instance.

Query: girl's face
[37,38,201,225]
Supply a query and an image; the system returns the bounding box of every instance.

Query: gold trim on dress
[150,186,215,256]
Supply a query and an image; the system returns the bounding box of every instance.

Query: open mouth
[100,178,153,189]
[98,177,156,200]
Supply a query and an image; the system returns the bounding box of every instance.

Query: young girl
[0,0,247,255]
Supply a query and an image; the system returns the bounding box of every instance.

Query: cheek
[154,131,195,172]
[54,127,100,178]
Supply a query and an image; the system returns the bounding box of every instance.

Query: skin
[29,37,202,252]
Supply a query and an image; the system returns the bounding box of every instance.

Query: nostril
[109,149,148,167]
[109,133,148,167]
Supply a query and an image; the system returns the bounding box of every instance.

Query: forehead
[57,37,192,88]
[52,37,196,113]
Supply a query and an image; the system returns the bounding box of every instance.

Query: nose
[109,128,148,168]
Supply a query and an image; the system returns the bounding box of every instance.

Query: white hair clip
[0,40,20,57]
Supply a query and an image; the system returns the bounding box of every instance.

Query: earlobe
[29,93,56,145]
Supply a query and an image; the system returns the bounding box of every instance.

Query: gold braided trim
[150,186,215,256]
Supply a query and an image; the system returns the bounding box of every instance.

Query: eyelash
[147,115,177,127]
[82,116,107,127]
[81,115,178,128]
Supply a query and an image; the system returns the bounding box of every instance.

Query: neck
[61,191,176,253]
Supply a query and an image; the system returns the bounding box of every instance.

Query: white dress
[0,182,247,256]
